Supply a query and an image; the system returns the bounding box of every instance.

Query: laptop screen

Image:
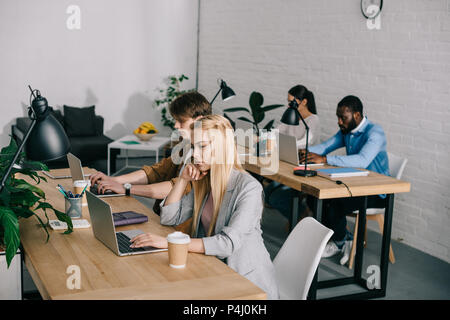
[67,153,85,182]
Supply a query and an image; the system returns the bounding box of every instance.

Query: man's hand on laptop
[299,151,327,164]
[90,172,116,186]
[130,233,167,249]
[96,180,125,195]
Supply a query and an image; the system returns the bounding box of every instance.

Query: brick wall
[198,0,450,262]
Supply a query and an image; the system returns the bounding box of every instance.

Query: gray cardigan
[160,169,279,300]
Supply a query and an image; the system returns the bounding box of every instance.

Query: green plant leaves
[262,104,284,112]
[237,117,254,124]
[154,74,193,130]
[263,120,275,131]
[223,113,236,130]
[249,92,264,109]
[13,179,45,199]
[223,107,251,113]
[0,136,74,268]
[22,160,49,172]
[0,206,20,268]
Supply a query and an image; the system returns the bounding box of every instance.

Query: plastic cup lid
[73,180,90,187]
[167,231,190,244]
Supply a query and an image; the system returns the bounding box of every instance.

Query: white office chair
[273,217,333,300]
[347,152,408,269]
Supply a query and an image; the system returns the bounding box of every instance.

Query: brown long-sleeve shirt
[141,156,192,215]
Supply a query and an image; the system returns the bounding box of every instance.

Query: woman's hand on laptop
[130,233,168,249]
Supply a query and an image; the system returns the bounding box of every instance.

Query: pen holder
[73,180,90,206]
[65,197,82,219]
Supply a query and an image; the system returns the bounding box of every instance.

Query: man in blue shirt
[300,95,389,265]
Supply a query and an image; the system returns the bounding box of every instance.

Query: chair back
[273,217,333,300]
[387,152,408,179]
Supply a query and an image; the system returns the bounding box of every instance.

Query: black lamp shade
[280,106,300,126]
[221,84,236,101]
[25,113,70,162]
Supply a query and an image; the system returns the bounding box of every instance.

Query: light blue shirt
[309,117,390,178]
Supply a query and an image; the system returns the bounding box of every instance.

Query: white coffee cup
[166,231,190,268]
[73,180,90,206]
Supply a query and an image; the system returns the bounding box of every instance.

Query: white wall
[0,0,198,147]
[198,0,450,263]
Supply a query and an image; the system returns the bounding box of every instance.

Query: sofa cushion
[64,105,97,137]
[69,135,113,162]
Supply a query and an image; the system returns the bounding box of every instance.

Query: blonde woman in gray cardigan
[130,115,279,300]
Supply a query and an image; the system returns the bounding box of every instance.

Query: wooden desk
[19,168,266,300]
[240,152,410,300]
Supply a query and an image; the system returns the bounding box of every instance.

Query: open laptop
[279,133,324,167]
[67,152,125,198]
[86,190,167,256]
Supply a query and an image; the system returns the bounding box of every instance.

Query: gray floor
[261,206,450,300]
[24,157,450,300]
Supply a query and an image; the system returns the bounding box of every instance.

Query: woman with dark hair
[277,85,320,148]
[264,85,320,224]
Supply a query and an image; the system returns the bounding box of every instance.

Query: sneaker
[340,240,353,266]
[322,241,343,258]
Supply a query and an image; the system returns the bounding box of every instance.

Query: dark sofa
[11,107,117,172]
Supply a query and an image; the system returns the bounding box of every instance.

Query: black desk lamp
[0,86,71,193]
[209,79,236,105]
[281,99,317,177]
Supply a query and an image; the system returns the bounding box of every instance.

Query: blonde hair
[189,115,244,237]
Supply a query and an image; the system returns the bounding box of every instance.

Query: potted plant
[154,74,194,130]
[0,137,73,268]
[223,91,284,155]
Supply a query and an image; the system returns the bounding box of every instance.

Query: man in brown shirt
[90,91,212,215]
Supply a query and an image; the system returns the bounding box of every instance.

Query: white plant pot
[0,249,22,300]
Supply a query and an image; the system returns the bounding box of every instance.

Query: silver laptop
[278,133,324,167]
[86,190,167,256]
[67,152,124,197]
[279,133,301,165]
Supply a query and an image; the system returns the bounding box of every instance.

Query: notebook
[316,168,369,178]
[112,211,148,227]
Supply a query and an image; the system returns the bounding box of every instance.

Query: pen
[56,187,69,199]
[80,184,88,197]
[57,184,69,197]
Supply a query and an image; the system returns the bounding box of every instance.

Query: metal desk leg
[379,194,394,295]
[307,197,323,300]
[290,191,300,232]
[107,146,110,176]
[354,196,368,283]
[313,198,323,222]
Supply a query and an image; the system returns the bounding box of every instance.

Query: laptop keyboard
[116,232,146,254]
[90,184,117,196]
